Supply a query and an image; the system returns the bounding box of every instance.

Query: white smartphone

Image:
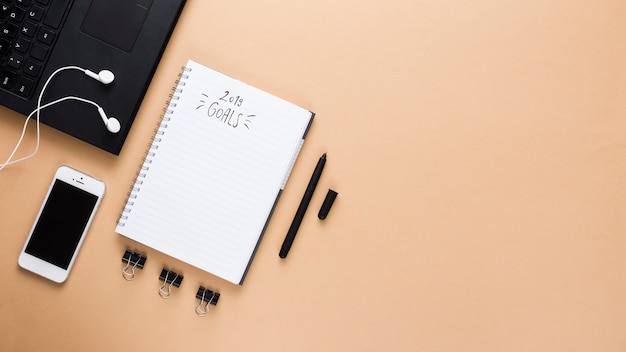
[18,165,105,283]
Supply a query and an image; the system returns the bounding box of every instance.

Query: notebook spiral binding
[117,65,192,227]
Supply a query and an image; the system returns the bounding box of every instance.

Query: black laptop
[0,0,186,154]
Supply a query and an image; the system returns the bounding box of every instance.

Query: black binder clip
[158,268,183,299]
[121,250,147,281]
[195,286,220,316]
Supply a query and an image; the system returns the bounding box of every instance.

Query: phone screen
[24,180,99,269]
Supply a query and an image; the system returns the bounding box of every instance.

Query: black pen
[279,152,326,258]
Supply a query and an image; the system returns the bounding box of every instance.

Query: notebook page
[117,59,312,284]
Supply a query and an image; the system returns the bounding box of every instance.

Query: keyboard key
[23,59,41,76]
[36,26,54,44]
[14,36,29,52]
[7,52,23,69]
[29,42,47,60]
[20,20,37,37]
[8,7,25,23]
[0,38,10,54]
[0,69,15,89]
[0,4,10,20]
[43,0,70,29]
[1,22,19,38]
[28,5,44,21]
[14,75,34,96]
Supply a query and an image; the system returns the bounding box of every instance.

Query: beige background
[2,0,626,351]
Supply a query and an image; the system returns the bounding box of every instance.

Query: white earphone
[0,65,119,171]
[97,106,121,133]
[84,69,115,85]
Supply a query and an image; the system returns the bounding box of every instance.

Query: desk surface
[2,1,626,351]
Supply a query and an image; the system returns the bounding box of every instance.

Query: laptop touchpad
[81,0,154,52]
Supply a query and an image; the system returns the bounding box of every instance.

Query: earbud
[97,107,120,133]
[106,117,121,134]
[84,69,115,85]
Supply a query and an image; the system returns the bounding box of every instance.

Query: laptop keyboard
[0,0,71,98]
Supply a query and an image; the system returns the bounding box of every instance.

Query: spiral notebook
[116,59,314,285]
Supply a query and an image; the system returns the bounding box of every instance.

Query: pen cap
[318,189,338,220]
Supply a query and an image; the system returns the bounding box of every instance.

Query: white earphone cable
[0,96,102,171]
[0,66,100,171]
